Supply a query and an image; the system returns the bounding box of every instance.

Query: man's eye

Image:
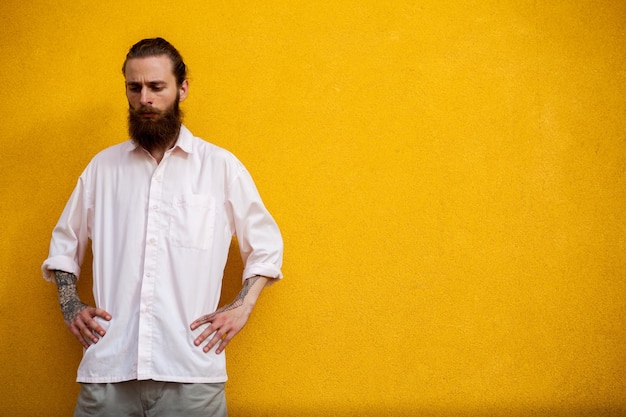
[152,87,163,92]
[128,86,141,92]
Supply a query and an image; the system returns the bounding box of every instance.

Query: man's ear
[179,79,189,102]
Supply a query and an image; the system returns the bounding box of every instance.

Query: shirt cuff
[41,256,81,282]
[243,263,283,282]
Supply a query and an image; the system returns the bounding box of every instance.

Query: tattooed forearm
[219,275,262,313]
[54,271,88,323]
[196,275,263,323]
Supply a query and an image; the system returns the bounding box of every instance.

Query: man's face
[124,55,188,150]
[124,55,187,116]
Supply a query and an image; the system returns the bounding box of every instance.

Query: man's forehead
[124,55,174,80]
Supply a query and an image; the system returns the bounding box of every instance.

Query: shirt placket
[136,157,167,379]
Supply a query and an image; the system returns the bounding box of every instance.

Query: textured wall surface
[1,1,624,416]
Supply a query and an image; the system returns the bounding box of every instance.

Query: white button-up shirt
[42,125,283,383]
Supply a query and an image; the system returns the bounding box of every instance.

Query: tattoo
[196,275,262,323]
[223,275,260,312]
[54,271,88,323]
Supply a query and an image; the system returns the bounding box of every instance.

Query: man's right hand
[65,304,112,348]
[54,271,112,349]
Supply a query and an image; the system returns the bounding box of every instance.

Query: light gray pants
[73,380,227,417]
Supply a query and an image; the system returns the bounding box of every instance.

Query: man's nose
[140,88,153,105]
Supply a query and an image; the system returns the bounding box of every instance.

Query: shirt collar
[174,125,193,154]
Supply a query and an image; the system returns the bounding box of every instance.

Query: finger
[85,318,106,338]
[203,331,226,353]
[69,321,95,348]
[84,312,109,337]
[76,308,112,338]
[74,313,101,344]
[203,318,237,353]
[190,313,216,330]
[68,324,90,349]
[82,331,96,347]
[214,332,235,354]
[93,308,112,321]
[74,307,104,343]
[193,323,219,347]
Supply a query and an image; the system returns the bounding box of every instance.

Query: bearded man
[42,38,283,417]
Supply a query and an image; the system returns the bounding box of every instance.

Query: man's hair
[122,37,187,86]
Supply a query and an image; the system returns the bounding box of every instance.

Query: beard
[128,97,183,152]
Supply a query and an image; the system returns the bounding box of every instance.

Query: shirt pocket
[169,194,215,250]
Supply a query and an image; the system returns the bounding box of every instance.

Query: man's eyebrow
[125,80,167,86]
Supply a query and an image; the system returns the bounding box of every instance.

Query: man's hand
[54,271,112,349]
[190,275,269,354]
[65,305,112,349]
[190,304,252,354]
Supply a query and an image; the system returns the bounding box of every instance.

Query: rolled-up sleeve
[226,164,283,281]
[42,177,91,282]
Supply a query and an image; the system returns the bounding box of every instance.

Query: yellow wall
[1,1,624,416]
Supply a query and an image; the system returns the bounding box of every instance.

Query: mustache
[130,106,162,115]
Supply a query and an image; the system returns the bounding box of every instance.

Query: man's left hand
[190,304,252,354]
[190,275,269,354]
